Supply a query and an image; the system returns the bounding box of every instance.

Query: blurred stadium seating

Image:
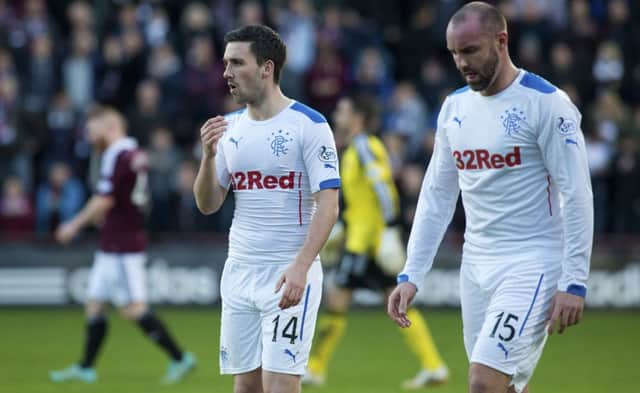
[0,1,638,302]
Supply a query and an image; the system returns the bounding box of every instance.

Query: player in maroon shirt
[49,106,195,384]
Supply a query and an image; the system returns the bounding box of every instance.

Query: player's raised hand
[200,116,228,158]
[546,291,585,335]
[275,262,308,310]
[387,282,417,328]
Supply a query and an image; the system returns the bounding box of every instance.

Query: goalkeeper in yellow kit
[303,94,448,389]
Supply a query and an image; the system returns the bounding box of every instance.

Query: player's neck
[481,61,519,97]
[247,87,292,121]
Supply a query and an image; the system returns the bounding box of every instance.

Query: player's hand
[387,282,417,328]
[55,221,79,245]
[546,291,585,335]
[200,116,227,158]
[275,262,308,310]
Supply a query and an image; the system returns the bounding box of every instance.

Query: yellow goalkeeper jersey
[341,134,400,255]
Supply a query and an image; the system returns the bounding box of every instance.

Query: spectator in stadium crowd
[126,79,167,148]
[35,161,84,234]
[147,126,181,233]
[0,175,35,237]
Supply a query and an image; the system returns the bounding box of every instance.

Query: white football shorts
[460,259,562,393]
[219,260,323,375]
[87,251,147,306]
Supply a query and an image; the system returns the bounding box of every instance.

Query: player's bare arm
[55,195,114,244]
[276,188,339,309]
[194,116,229,214]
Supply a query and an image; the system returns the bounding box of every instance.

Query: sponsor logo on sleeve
[557,116,577,136]
[318,146,337,162]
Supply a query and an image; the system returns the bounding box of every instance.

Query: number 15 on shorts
[489,311,520,342]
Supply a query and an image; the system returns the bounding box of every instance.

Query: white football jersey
[401,70,593,291]
[215,101,340,265]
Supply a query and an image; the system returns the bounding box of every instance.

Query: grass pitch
[0,308,636,393]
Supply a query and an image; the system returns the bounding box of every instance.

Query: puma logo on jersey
[565,138,578,146]
[497,342,509,359]
[229,137,243,149]
[324,163,336,171]
[453,147,521,170]
[231,171,297,190]
[453,116,464,128]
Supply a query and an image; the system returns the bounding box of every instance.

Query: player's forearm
[69,195,113,230]
[294,189,340,268]
[194,155,225,214]
[558,179,593,292]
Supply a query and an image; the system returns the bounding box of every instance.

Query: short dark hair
[450,1,507,35]
[224,24,287,84]
[347,93,380,132]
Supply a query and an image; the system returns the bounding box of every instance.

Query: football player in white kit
[193,25,340,393]
[387,3,593,393]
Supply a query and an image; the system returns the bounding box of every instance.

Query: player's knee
[85,301,105,318]
[234,379,262,393]
[469,366,507,393]
[119,303,148,320]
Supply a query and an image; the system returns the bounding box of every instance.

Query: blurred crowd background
[0,0,639,240]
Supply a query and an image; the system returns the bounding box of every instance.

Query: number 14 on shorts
[272,315,299,344]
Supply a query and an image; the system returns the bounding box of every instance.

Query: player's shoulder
[518,71,578,112]
[518,71,557,95]
[288,101,328,125]
[352,134,385,160]
[100,137,139,176]
[365,134,386,154]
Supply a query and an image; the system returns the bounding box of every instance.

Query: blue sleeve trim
[397,274,409,283]
[290,102,327,124]
[319,178,340,189]
[519,72,557,94]
[566,284,587,298]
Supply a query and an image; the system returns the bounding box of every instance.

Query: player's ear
[497,31,508,50]
[262,59,275,80]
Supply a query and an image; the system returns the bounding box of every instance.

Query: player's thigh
[113,252,147,307]
[259,261,323,375]
[460,263,490,360]
[262,370,300,393]
[325,286,353,312]
[220,263,263,374]
[87,251,117,303]
[471,264,560,392]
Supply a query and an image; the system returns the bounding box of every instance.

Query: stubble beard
[466,49,499,92]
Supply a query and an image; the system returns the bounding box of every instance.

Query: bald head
[449,1,507,36]
[86,105,127,150]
